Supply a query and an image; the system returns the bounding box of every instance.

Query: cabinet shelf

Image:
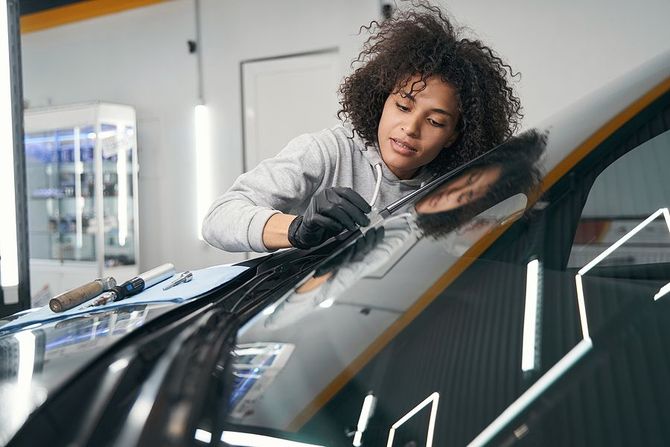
[25,102,140,302]
[30,195,122,200]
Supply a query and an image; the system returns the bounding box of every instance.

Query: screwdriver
[86,263,175,308]
[49,277,116,313]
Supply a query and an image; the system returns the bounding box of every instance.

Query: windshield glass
[208,129,548,446]
[0,302,178,444]
[181,99,670,447]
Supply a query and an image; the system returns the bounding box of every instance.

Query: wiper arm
[228,254,326,315]
[380,142,505,217]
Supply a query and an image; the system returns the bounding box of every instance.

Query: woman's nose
[402,114,421,137]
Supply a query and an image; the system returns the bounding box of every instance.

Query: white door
[242,50,340,171]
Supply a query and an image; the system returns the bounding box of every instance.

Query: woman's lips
[390,138,417,156]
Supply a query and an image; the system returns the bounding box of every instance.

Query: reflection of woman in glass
[414,129,546,237]
[415,165,503,214]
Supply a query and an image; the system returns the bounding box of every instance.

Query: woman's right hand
[287,187,371,249]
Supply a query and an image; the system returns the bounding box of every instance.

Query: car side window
[568,129,670,270]
[498,125,670,447]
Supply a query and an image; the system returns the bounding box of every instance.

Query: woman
[202,3,522,252]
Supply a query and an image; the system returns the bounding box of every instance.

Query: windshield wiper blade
[380,141,505,218]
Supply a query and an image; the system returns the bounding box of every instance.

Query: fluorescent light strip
[426,391,440,447]
[220,431,325,447]
[195,428,212,443]
[319,298,334,308]
[578,208,667,276]
[15,331,35,389]
[108,357,130,374]
[353,393,376,446]
[469,208,670,445]
[117,128,128,246]
[0,0,19,289]
[654,282,670,301]
[387,392,440,447]
[74,127,84,248]
[655,209,670,301]
[195,104,213,240]
[467,338,593,447]
[663,208,670,234]
[574,208,670,340]
[574,274,591,341]
[234,347,272,357]
[521,259,540,372]
[12,331,36,429]
[262,304,278,315]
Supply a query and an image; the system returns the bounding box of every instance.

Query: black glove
[288,187,371,249]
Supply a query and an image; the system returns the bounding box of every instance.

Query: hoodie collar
[360,140,435,187]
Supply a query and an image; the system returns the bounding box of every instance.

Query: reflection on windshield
[415,129,545,238]
[45,305,149,356]
[230,342,295,419]
[224,129,548,445]
[0,303,168,445]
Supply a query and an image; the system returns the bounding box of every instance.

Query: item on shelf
[102,172,118,196]
[32,188,65,199]
[105,254,134,267]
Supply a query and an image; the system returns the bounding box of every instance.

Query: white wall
[438,0,670,128]
[20,0,670,275]
[21,0,378,273]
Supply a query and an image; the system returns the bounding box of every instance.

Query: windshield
[205,129,549,446]
[0,302,177,444]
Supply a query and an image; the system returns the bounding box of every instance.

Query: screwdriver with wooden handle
[49,277,117,313]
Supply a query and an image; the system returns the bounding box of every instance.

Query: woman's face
[414,165,502,214]
[377,75,461,180]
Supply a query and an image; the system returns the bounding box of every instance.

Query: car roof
[537,49,670,189]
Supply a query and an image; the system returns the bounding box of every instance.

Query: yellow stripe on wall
[20,0,166,34]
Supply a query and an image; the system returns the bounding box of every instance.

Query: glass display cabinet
[24,102,140,305]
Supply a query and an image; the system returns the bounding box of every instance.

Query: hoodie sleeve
[202,133,329,252]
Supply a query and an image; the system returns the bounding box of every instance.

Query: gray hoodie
[202,125,431,252]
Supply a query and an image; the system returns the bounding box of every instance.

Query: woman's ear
[445,115,465,148]
[444,131,460,148]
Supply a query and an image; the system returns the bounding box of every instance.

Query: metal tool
[163,271,193,290]
[86,291,116,308]
[49,277,116,313]
[86,263,175,308]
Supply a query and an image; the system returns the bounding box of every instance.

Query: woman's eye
[428,118,445,128]
[467,171,481,185]
[395,102,409,112]
[458,190,475,204]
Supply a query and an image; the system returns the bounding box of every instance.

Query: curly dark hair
[338,1,523,177]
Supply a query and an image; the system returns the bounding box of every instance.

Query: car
[1,50,669,447]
